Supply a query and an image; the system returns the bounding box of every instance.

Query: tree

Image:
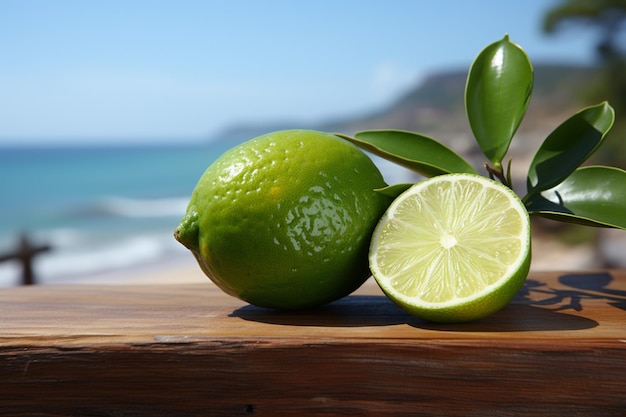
[544,0,626,61]
[543,0,626,168]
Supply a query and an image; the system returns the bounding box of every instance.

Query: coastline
[46,255,208,286]
[2,231,620,289]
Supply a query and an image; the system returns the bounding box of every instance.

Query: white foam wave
[0,231,187,286]
[96,196,188,218]
[0,263,21,287]
[40,236,165,278]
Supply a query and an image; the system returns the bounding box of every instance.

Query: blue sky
[0,0,598,145]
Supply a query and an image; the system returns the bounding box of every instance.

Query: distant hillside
[323,64,599,138]
[214,65,599,153]
[212,64,601,150]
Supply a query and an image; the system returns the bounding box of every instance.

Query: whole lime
[175,129,390,309]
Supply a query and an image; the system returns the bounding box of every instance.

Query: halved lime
[369,173,531,323]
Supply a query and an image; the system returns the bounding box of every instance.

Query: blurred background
[1,0,625,286]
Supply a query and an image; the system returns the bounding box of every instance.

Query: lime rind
[369,173,531,322]
[174,206,200,252]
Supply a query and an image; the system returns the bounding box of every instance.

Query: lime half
[369,173,531,323]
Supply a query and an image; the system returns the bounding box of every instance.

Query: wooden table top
[1,270,624,345]
[0,270,625,416]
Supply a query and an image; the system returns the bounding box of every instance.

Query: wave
[98,196,189,218]
[40,235,176,277]
[0,229,188,287]
[73,196,189,219]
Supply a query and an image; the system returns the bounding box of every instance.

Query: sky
[0,0,600,145]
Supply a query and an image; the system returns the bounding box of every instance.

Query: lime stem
[484,162,513,190]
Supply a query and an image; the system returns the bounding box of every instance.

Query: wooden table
[0,270,625,416]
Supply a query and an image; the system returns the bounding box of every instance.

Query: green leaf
[337,130,476,178]
[526,166,626,229]
[374,183,413,199]
[525,102,615,197]
[465,34,533,166]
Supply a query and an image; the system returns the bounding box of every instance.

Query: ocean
[0,142,232,287]
[0,140,415,287]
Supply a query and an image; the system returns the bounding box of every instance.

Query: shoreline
[2,232,620,289]
[46,255,208,286]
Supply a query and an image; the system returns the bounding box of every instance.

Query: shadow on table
[232,272,623,331]
[417,272,625,332]
[230,295,412,327]
[530,272,626,313]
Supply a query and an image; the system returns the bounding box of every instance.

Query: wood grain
[0,270,625,416]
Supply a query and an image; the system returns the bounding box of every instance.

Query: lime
[175,129,391,310]
[369,173,531,323]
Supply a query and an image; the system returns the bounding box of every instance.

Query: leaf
[337,130,476,178]
[465,34,533,166]
[374,183,413,199]
[526,166,626,229]
[525,102,615,197]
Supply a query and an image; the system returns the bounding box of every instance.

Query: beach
[1,229,606,291]
[1,142,622,289]
[0,143,223,288]
[0,141,424,288]
[47,255,208,286]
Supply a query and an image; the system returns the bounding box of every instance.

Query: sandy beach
[4,224,617,290]
[45,256,209,286]
[36,236,605,289]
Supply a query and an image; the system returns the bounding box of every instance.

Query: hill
[323,64,599,141]
[212,63,600,151]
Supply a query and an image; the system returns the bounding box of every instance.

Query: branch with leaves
[338,35,626,230]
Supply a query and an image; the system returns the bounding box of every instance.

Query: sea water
[0,142,231,286]
[0,141,414,287]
